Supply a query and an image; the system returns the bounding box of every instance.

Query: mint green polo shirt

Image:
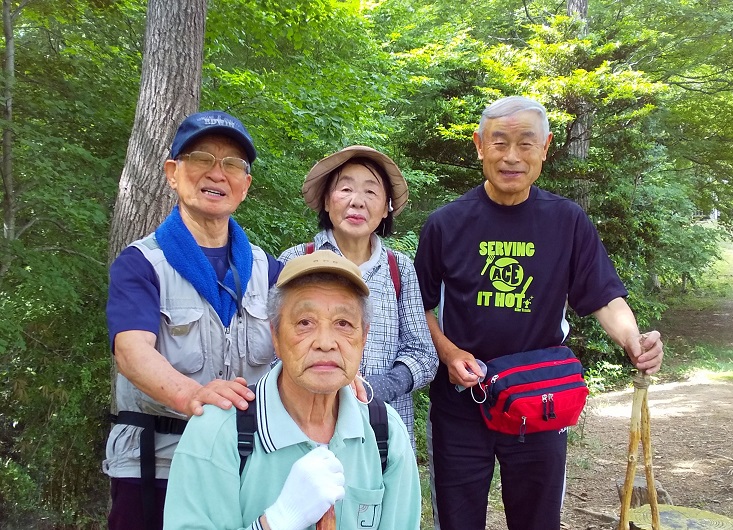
[163,363,421,529]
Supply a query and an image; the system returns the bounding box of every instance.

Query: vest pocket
[338,485,384,529]
[239,300,275,366]
[159,307,205,374]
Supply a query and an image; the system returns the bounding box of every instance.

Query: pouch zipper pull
[489,374,499,404]
[542,394,549,421]
[548,393,556,419]
[518,416,526,443]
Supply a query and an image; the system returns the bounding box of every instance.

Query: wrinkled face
[324,162,389,240]
[273,281,367,396]
[164,134,251,222]
[473,110,552,206]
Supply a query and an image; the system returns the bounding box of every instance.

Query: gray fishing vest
[103,234,274,479]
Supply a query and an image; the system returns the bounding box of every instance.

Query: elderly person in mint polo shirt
[163,251,421,530]
[104,110,284,530]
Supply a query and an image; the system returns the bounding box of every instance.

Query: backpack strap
[237,387,258,475]
[237,392,389,475]
[305,242,400,298]
[386,249,400,298]
[368,398,389,473]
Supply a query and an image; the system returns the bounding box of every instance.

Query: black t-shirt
[414,185,627,418]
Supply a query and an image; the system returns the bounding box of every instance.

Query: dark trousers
[429,408,567,530]
[108,478,167,530]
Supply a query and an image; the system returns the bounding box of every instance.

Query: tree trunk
[1,0,16,281]
[568,107,591,211]
[567,0,587,19]
[567,0,591,212]
[108,0,207,414]
[107,0,207,263]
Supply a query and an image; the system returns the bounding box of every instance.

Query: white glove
[264,446,345,530]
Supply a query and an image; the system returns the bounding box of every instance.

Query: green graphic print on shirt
[477,240,535,313]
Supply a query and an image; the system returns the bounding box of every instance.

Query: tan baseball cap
[276,250,369,296]
[301,145,409,216]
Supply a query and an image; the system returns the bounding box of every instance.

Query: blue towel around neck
[155,206,253,326]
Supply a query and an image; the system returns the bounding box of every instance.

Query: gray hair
[267,272,372,333]
[477,96,550,140]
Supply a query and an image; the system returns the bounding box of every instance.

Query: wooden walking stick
[641,389,660,527]
[316,506,336,530]
[618,368,660,530]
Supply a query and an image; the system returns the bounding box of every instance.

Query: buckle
[154,416,187,435]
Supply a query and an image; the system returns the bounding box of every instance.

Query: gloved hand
[264,446,345,530]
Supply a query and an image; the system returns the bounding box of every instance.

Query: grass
[662,343,733,381]
[419,465,433,529]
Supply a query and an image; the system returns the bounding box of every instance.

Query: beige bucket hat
[301,145,409,216]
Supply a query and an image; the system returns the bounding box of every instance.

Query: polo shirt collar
[254,362,367,454]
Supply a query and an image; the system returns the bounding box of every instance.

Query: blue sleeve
[365,363,413,402]
[266,253,284,288]
[106,247,161,351]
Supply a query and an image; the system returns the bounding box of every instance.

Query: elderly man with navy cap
[104,111,284,530]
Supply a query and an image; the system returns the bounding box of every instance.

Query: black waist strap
[111,411,188,530]
[111,411,188,435]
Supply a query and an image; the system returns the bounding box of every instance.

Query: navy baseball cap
[170,111,257,163]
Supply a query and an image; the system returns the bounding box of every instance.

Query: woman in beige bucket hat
[279,146,438,448]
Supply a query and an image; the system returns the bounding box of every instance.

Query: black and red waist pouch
[479,346,589,441]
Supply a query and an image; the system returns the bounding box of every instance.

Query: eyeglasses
[177,151,250,177]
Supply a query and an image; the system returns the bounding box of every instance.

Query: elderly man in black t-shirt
[414,95,663,530]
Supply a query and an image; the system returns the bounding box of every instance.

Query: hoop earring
[354,374,374,405]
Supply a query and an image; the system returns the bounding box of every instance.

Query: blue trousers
[428,406,568,530]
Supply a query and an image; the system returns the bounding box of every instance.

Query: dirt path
[657,300,733,349]
[562,373,733,529]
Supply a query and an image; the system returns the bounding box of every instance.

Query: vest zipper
[223,326,232,380]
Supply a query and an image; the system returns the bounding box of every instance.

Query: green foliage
[412,387,429,464]
[384,230,419,258]
[583,361,627,394]
[0,458,38,520]
[1,1,141,526]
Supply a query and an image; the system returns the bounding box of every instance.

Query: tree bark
[107,0,207,414]
[567,0,587,19]
[567,0,591,212]
[107,0,207,263]
[1,0,16,281]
